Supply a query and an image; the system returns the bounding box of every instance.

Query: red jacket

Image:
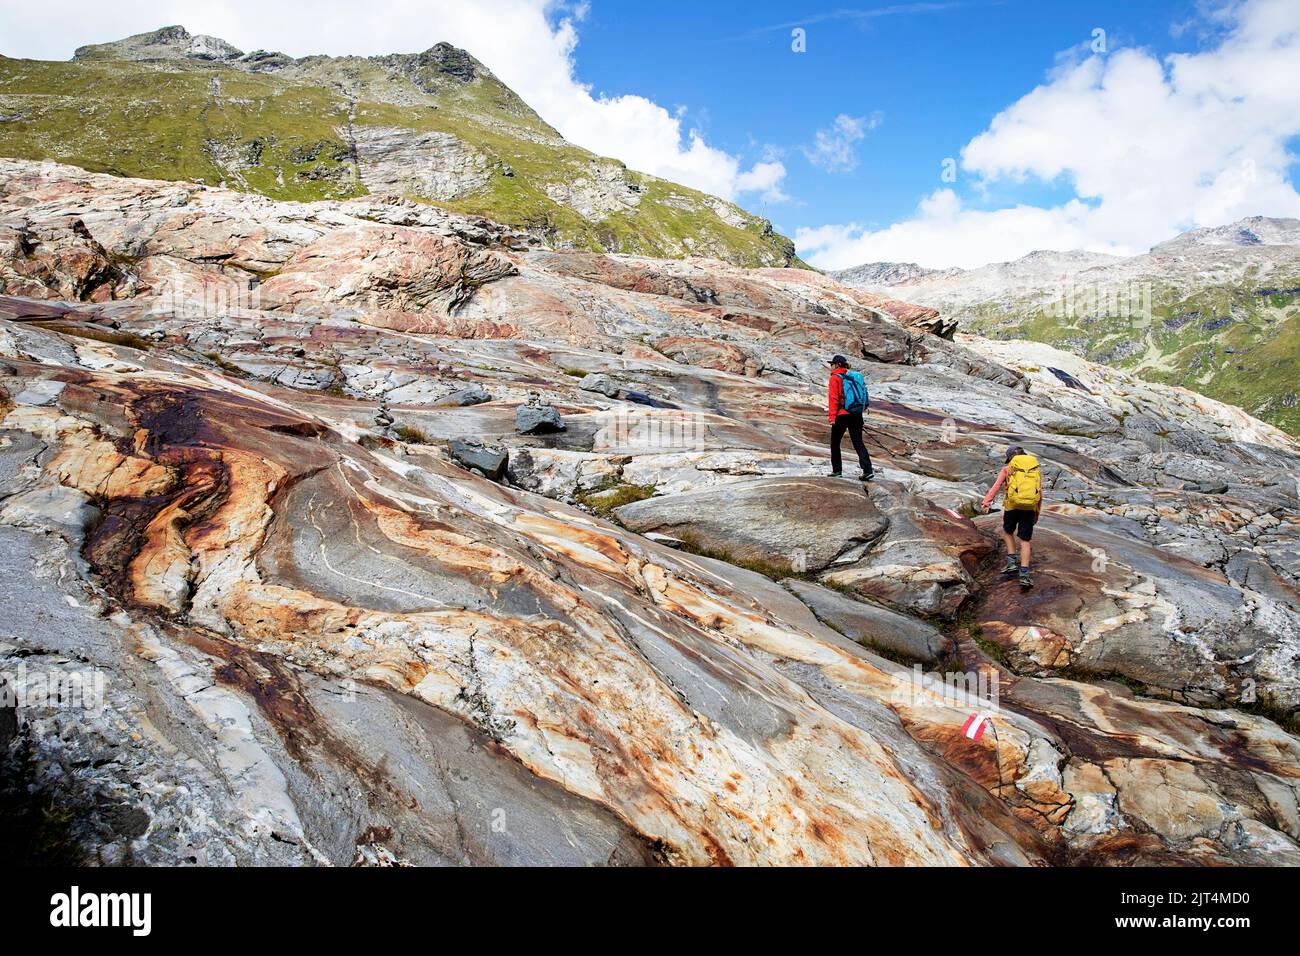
[828,367,849,423]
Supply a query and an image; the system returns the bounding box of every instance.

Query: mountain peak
[74,25,244,62]
[1151,215,1300,254]
[372,42,490,85]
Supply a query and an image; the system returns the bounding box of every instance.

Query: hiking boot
[1019,567,1034,589]
[1001,556,1019,575]
[829,470,843,478]
[859,471,874,482]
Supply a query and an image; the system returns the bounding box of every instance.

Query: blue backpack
[842,370,869,414]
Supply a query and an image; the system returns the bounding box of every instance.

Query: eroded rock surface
[1,159,1299,866]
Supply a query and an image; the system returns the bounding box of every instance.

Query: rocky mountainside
[2,158,1300,866]
[834,219,1300,434]
[0,25,797,268]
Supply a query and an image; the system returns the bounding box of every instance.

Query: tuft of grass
[670,535,809,581]
[972,632,1010,668]
[392,424,435,444]
[202,351,253,379]
[856,637,928,667]
[562,368,589,378]
[818,577,861,597]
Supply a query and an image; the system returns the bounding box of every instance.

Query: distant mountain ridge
[0,25,799,267]
[833,217,1300,434]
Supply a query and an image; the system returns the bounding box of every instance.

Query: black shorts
[1002,508,1038,541]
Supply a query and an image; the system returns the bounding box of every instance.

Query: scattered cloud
[739,2,981,38]
[802,113,881,173]
[0,0,786,204]
[799,0,1300,269]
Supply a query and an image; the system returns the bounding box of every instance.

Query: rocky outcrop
[74,25,244,62]
[352,128,492,201]
[259,225,517,318]
[1,159,1299,866]
[544,162,643,221]
[0,218,118,301]
[784,579,954,663]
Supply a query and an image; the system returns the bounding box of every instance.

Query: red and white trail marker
[961,712,992,741]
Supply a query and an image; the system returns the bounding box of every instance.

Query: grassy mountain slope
[962,274,1300,436]
[0,26,798,267]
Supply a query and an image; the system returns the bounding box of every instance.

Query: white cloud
[800,0,1300,269]
[736,161,791,204]
[796,190,1116,270]
[802,113,880,173]
[0,0,785,204]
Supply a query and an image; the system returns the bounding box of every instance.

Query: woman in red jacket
[827,355,874,481]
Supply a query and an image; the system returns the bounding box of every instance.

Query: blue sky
[567,0,1184,227]
[556,0,1300,265]
[4,0,1299,268]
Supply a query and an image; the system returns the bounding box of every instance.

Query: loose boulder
[578,373,620,398]
[443,385,492,407]
[516,404,567,435]
[449,439,507,480]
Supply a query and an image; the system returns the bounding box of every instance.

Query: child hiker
[980,445,1042,589]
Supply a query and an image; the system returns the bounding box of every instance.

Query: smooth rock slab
[823,483,991,618]
[615,476,888,573]
[784,579,954,663]
[12,379,66,407]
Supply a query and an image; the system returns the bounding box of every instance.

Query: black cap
[828,355,848,367]
[1005,444,1026,462]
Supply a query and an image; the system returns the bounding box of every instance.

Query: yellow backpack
[1005,454,1042,510]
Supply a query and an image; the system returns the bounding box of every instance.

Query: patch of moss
[1240,691,1300,737]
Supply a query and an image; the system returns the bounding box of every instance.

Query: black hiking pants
[830,412,873,475]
